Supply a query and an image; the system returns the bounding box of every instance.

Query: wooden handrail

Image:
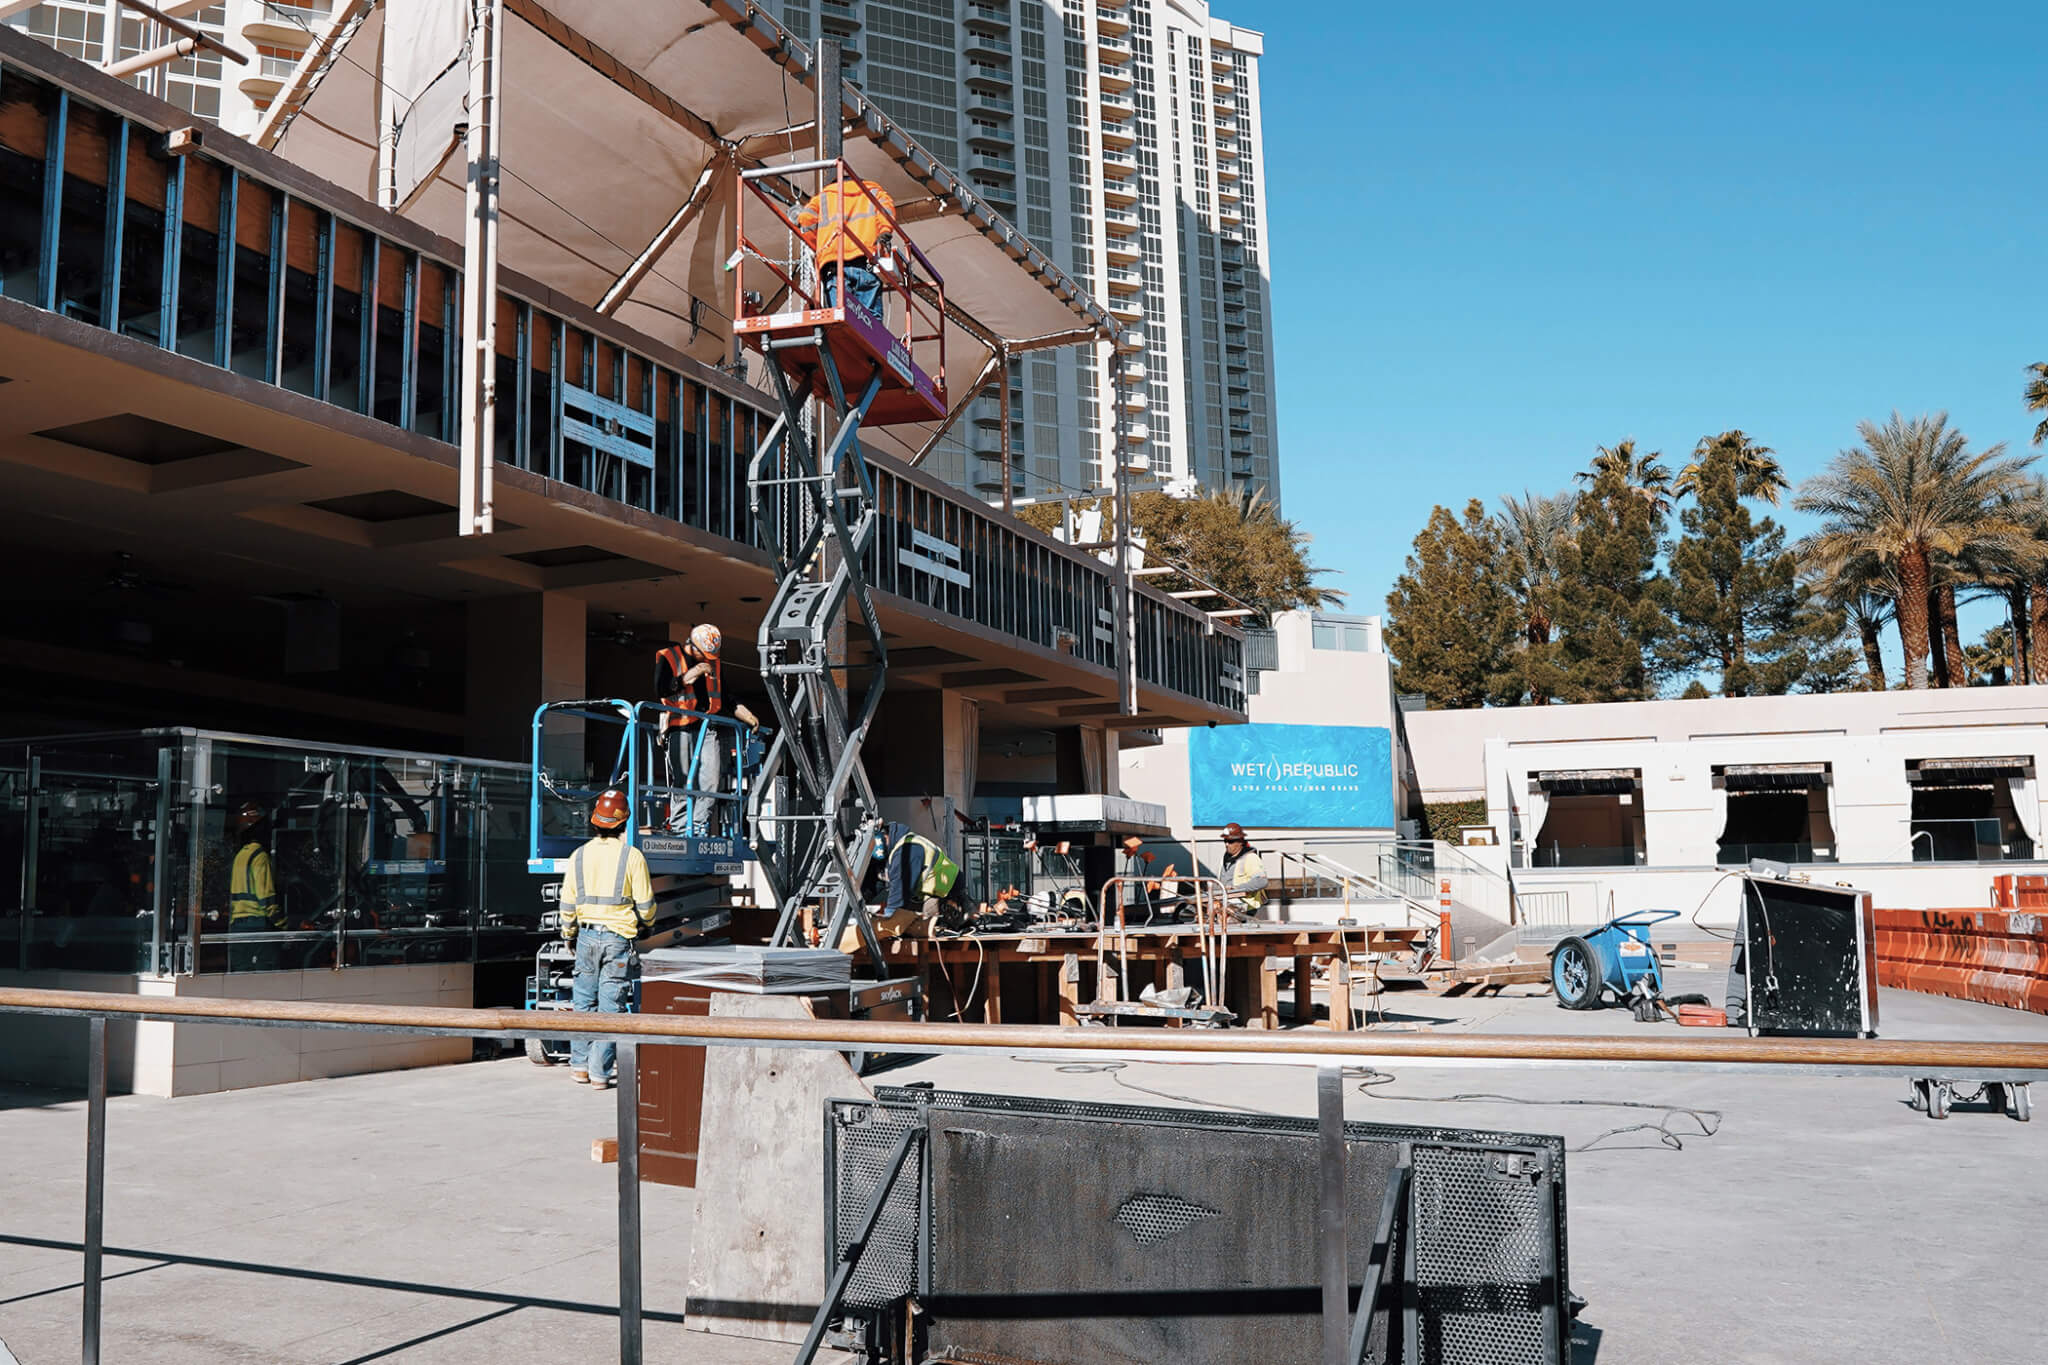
[3,987,2046,1073]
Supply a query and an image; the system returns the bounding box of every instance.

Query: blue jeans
[822,262,882,318]
[569,928,635,1080]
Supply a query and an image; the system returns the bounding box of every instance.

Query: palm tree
[1795,412,2037,689]
[1675,430,1788,505]
[1497,491,1575,702]
[2026,362,2048,448]
[1800,552,1896,690]
[1576,438,1673,515]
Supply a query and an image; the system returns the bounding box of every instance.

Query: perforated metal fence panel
[1409,1143,1560,1365]
[824,1102,926,1310]
[822,1089,1571,1365]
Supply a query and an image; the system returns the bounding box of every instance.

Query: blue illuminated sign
[1188,724,1394,829]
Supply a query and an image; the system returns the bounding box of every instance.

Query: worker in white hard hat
[655,625,756,836]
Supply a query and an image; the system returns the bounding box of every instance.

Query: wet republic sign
[1188,723,1394,828]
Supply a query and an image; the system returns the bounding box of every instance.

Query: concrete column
[465,592,586,770]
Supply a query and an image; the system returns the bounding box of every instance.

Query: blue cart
[1550,910,1678,1016]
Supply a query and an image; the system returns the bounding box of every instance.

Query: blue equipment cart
[1550,910,1679,1017]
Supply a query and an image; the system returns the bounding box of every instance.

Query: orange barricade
[1873,905,2048,1015]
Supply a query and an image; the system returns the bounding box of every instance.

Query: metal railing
[4,985,2048,1365]
[1910,818,2036,864]
[0,34,1243,719]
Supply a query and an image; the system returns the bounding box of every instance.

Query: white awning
[262,0,1113,463]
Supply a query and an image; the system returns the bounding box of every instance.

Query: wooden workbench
[864,923,1426,1030]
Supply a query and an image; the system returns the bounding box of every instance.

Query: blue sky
[1260,2,2047,668]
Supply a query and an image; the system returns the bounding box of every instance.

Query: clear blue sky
[1261,2,2047,665]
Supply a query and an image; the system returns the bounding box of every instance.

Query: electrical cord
[1348,1067,1723,1153]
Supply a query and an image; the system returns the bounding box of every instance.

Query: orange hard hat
[590,789,629,831]
[689,623,722,656]
[232,801,265,836]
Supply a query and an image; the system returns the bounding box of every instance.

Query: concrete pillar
[867,689,983,854]
[464,592,585,770]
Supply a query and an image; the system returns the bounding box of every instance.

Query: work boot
[594,1076,615,1091]
[571,1069,590,1084]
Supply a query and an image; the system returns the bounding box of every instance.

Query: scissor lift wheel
[1910,1077,2031,1122]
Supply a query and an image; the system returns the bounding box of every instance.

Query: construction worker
[1218,822,1268,918]
[559,789,654,1090]
[227,802,283,970]
[656,625,724,835]
[843,822,961,949]
[795,174,895,319]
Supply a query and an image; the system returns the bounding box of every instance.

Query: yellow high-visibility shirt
[229,842,284,927]
[560,836,655,940]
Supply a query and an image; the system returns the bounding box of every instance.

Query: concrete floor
[1,977,2043,1364]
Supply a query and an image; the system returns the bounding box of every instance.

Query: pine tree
[1385,501,1523,709]
[1666,435,1823,695]
[1536,463,1673,703]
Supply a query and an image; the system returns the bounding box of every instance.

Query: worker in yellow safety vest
[227,801,283,971]
[795,175,896,319]
[559,789,654,1090]
[1219,822,1268,916]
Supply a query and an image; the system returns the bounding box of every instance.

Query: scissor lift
[732,159,947,964]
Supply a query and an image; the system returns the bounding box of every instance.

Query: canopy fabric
[265,0,1111,463]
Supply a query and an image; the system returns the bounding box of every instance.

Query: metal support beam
[254,0,373,149]
[997,345,1014,513]
[458,0,506,536]
[596,161,722,316]
[616,1040,642,1365]
[906,348,1002,469]
[103,37,200,80]
[82,1015,107,1365]
[1317,1063,1348,1365]
[108,0,247,67]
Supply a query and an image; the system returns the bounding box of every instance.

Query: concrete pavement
[1,980,2043,1363]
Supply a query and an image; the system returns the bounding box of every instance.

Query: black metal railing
[0,35,1244,716]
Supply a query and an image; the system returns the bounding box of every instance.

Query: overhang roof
[263,0,1113,462]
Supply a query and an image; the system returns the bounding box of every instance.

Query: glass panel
[328,218,367,411]
[230,179,277,379]
[1312,621,1338,651]
[5,734,172,975]
[173,156,224,361]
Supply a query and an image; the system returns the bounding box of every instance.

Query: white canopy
[262,0,1114,462]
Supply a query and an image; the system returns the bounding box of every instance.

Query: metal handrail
[1094,874,1233,1016]
[6,985,2047,1365]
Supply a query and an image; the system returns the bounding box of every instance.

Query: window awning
[1715,762,1831,792]
[1531,769,1641,796]
[1908,757,2035,785]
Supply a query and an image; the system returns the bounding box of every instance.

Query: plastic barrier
[1874,905,2048,1014]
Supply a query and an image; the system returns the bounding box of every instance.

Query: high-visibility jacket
[891,830,960,900]
[229,841,284,928]
[796,180,896,275]
[560,835,655,940]
[1222,847,1267,911]
[654,643,721,730]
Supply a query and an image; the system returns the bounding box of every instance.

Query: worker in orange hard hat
[795,172,895,319]
[656,625,757,837]
[559,789,653,1090]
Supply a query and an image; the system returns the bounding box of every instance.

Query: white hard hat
[690,623,722,655]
